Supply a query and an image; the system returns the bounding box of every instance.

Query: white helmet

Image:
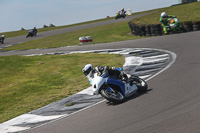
[161,12,167,20]
[82,64,94,78]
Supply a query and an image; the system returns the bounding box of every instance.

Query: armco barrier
[128,20,200,36]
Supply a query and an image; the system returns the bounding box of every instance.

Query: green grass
[2,21,144,51]
[131,2,200,24]
[66,103,74,107]
[0,17,116,38]
[0,53,124,123]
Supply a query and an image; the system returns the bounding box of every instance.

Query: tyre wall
[128,21,200,36]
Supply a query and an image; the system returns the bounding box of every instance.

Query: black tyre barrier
[131,24,139,36]
[153,24,163,36]
[139,25,146,36]
[145,24,151,36]
[128,23,163,36]
[193,21,200,31]
[128,22,140,36]
[128,22,135,35]
[150,24,163,36]
[183,21,193,32]
[150,24,156,36]
[129,20,200,36]
[134,24,141,36]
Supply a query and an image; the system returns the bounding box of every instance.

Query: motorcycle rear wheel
[100,87,125,103]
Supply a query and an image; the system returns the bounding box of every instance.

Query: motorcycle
[26,29,37,38]
[91,68,148,103]
[0,35,5,44]
[115,11,126,20]
[166,17,183,33]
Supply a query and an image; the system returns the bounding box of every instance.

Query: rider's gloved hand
[96,66,104,71]
[104,66,109,70]
[103,66,109,74]
[120,72,128,81]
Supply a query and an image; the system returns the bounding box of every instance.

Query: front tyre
[131,76,148,93]
[100,87,125,103]
[136,78,148,93]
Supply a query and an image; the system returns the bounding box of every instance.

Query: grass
[130,2,200,24]
[0,17,115,38]
[2,21,144,51]
[66,103,74,107]
[0,53,124,123]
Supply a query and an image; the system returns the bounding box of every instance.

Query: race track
[1,14,200,133]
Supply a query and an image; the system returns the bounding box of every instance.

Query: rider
[33,27,37,36]
[0,35,5,44]
[121,8,125,15]
[159,12,176,34]
[119,8,125,16]
[82,64,128,84]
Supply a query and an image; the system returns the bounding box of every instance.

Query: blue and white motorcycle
[91,68,148,103]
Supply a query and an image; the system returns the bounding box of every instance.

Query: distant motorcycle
[115,11,126,20]
[0,35,5,44]
[49,23,55,27]
[43,25,48,28]
[26,29,37,38]
[91,67,148,103]
[166,17,182,33]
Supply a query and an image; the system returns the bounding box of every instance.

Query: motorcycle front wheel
[100,87,125,103]
[134,77,148,93]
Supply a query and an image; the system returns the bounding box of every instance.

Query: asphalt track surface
[1,13,200,133]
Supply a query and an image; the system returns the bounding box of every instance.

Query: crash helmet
[161,12,167,20]
[82,64,94,78]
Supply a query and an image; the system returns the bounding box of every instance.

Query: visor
[83,67,92,76]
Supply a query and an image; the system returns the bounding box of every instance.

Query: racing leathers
[86,66,128,84]
[159,15,176,34]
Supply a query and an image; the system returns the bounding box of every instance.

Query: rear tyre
[100,87,125,103]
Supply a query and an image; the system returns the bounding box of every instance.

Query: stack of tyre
[128,20,200,36]
[128,22,163,36]
[183,21,200,32]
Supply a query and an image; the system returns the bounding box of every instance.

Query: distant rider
[159,12,176,34]
[82,64,128,84]
[26,27,37,38]
[121,8,125,14]
[119,8,125,16]
[33,27,37,36]
[0,35,5,44]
